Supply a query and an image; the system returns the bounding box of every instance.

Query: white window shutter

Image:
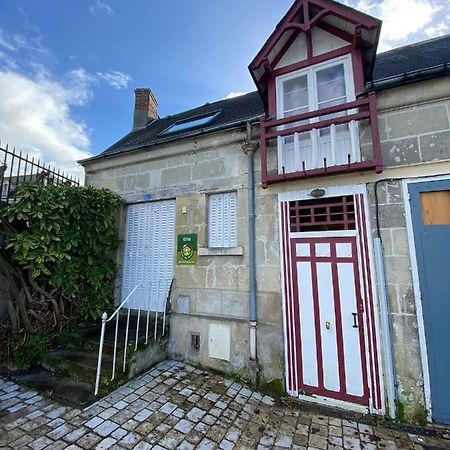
[208,192,237,248]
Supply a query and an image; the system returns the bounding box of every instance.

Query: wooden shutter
[208,192,237,248]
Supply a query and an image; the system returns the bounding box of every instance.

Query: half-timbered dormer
[249,0,383,187]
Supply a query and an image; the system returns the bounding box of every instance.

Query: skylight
[161,111,221,134]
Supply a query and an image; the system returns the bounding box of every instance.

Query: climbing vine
[0,183,123,347]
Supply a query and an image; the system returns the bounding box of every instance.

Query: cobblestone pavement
[1,360,449,450]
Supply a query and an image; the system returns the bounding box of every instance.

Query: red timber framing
[249,0,383,188]
[279,192,382,410]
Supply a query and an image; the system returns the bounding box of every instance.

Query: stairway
[12,312,168,408]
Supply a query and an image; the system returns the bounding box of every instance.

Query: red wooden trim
[301,384,368,405]
[264,98,369,128]
[272,46,352,77]
[271,30,299,70]
[357,194,382,409]
[285,23,307,32]
[368,91,383,174]
[250,0,305,70]
[265,161,377,185]
[289,235,370,405]
[316,21,374,49]
[355,194,376,407]
[267,75,276,117]
[330,241,347,396]
[267,162,376,182]
[260,117,268,188]
[351,236,370,402]
[281,202,294,392]
[310,9,329,27]
[309,0,379,28]
[266,111,369,139]
[289,231,304,392]
[310,243,325,390]
[306,31,313,60]
[351,48,365,93]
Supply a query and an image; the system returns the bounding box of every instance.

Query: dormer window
[249,0,383,187]
[276,55,358,174]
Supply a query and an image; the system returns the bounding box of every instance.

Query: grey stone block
[192,160,225,180]
[420,130,450,162]
[381,137,420,167]
[386,105,449,139]
[161,166,191,186]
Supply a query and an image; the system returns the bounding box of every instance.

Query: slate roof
[372,35,450,81]
[83,35,449,163]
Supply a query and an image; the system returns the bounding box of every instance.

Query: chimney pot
[133,88,158,130]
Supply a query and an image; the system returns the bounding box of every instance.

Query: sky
[0,0,448,180]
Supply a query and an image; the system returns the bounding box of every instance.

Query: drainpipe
[374,180,397,419]
[242,122,259,376]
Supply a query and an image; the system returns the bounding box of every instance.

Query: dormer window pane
[283,75,309,113]
[317,63,346,106]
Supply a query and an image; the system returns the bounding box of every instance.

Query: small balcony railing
[259,91,382,187]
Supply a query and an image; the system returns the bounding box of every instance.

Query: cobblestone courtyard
[1,360,449,450]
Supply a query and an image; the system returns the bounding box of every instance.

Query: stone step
[12,368,96,408]
[42,349,123,387]
[72,314,167,355]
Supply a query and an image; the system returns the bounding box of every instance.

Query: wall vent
[191,333,200,351]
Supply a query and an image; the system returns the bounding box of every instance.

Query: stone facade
[83,74,450,423]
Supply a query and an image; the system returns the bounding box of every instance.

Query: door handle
[352,313,358,328]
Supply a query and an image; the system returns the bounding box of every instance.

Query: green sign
[177,233,197,265]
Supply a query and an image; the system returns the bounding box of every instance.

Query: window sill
[198,246,244,257]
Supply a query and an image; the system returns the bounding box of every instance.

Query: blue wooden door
[409,180,450,424]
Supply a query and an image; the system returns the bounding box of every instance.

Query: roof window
[161,111,221,134]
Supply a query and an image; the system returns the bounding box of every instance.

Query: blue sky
[0,0,448,179]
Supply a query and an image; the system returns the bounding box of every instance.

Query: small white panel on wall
[208,323,231,361]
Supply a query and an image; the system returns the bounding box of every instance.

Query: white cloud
[224,91,248,100]
[0,71,92,180]
[96,70,130,89]
[89,0,114,16]
[0,29,94,180]
[425,21,449,38]
[0,25,131,180]
[354,0,447,51]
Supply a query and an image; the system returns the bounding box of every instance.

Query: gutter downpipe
[374,180,397,419]
[242,122,259,379]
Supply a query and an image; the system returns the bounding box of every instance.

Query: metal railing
[94,279,174,395]
[0,143,80,204]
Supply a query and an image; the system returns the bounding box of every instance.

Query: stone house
[80,0,450,425]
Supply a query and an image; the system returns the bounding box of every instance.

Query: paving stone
[93,419,119,437]
[95,437,117,449]
[63,426,88,442]
[2,361,450,450]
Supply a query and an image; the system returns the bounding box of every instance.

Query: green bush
[13,334,49,369]
[4,183,123,322]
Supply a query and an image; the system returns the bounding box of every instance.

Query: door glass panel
[420,191,450,225]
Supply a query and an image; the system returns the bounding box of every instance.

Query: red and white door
[280,191,382,411]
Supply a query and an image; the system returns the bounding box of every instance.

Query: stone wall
[83,75,450,421]
[84,129,284,385]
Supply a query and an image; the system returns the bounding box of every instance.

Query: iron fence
[0,143,80,204]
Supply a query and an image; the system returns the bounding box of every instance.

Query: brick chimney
[133,88,158,130]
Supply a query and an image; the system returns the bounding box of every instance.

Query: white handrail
[94,279,173,396]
